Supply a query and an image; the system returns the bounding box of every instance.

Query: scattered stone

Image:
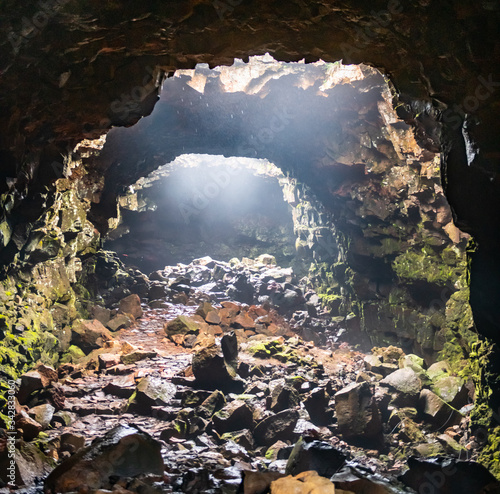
[71,319,113,354]
[212,400,254,434]
[28,403,55,429]
[270,470,335,494]
[426,360,451,381]
[380,367,423,406]
[399,456,500,494]
[118,294,143,319]
[286,438,346,477]
[106,313,134,332]
[18,367,57,404]
[303,387,332,426]
[334,382,382,443]
[242,471,285,494]
[59,433,86,454]
[418,389,462,428]
[254,409,299,447]
[192,342,240,390]
[431,375,469,409]
[128,376,176,413]
[269,383,300,412]
[44,424,163,493]
[103,374,137,398]
[165,315,200,340]
[98,353,121,370]
[120,349,157,365]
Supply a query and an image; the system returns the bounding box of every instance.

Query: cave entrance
[104,153,297,275]
[95,55,474,361]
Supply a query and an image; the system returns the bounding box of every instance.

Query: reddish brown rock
[118,294,143,319]
[233,312,256,330]
[71,319,113,354]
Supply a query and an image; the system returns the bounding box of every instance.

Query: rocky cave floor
[7,256,500,494]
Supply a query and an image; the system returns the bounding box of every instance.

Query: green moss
[478,426,500,480]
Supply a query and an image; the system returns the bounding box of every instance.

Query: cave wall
[0,0,499,443]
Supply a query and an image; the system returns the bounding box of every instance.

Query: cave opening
[105,153,297,274]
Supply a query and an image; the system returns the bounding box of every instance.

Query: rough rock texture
[44,424,163,493]
[0,0,499,476]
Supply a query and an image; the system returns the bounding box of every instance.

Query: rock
[106,313,133,331]
[427,360,451,381]
[120,349,157,365]
[59,433,86,454]
[364,354,383,373]
[331,465,403,493]
[221,331,239,366]
[0,438,52,488]
[437,433,466,455]
[71,319,113,354]
[380,367,423,406]
[399,456,500,494]
[265,440,290,461]
[254,409,299,447]
[334,382,382,443]
[128,376,176,414]
[286,438,346,477]
[98,353,121,370]
[372,346,405,364]
[118,294,143,319]
[90,306,112,325]
[199,390,226,417]
[256,254,277,265]
[270,383,300,412]
[399,354,425,373]
[270,471,335,494]
[242,471,285,494]
[192,343,240,390]
[44,424,163,493]
[103,374,137,398]
[418,389,462,428]
[28,404,55,429]
[303,387,332,426]
[148,283,169,300]
[195,302,216,319]
[205,310,221,325]
[389,409,426,443]
[232,312,256,330]
[15,410,43,441]
[164,316,200,339]
[18,366,57,404]
[431,375,469,409]
[221,429,255,450]
[212,400,254,434]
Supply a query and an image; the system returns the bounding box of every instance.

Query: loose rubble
[1,256,497,493]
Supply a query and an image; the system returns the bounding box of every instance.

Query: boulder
[427,361,451,381]
[303,387,332,426]
[380,367,423,406]
[118,294,143,319]
[242,471,285,494]
[270,471,335,494]
[212,400,254,434]
[18,365,58,404]
[71,319,113,354]
[120,350,157,365]
[399,456,500,494]
[192,342,240,390]
[127,376,176,414]
[164,316,200,339]
[334,382,382,442]
[90,306,111,326]
[431,376,469,409]
[44,424,163,493]
[254,409,299,447]
[15,410,43,441]
[286,438,346,478]
[270,383,300,412]
[28,404,55,429]
[106,314,133,332]
[418,389,462,428]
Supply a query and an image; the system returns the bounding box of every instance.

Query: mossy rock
[478,426,500,481]
[60,345,85,364]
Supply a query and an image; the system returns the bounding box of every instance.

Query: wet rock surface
[1,257,497,493]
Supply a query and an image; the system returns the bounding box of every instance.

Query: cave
[1,2,500,493]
